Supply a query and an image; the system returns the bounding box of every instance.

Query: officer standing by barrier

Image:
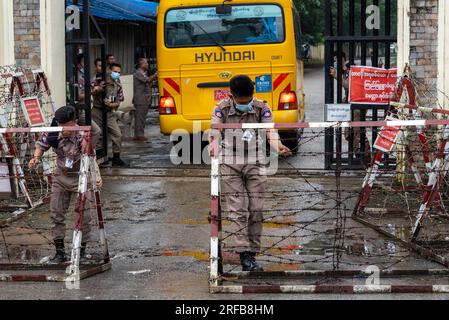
[29,106,102,263]
[209,75,292,272]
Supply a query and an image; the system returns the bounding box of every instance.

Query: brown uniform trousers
[92,108,122,154]
[210,98,274,253]
[133,69,152,138]
[51,171,92,242]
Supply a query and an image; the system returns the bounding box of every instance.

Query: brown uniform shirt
[133,69,152,106]
[210,98,274,163]
[36,130,100,174]
[93,75,124,110]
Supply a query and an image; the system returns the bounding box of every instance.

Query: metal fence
[209,116,449,294]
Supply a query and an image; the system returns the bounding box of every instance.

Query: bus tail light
[159,96,177,115]
[278,91,298,111]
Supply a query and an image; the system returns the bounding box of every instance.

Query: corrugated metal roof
[66,0,157,22]
[107,0,158,18]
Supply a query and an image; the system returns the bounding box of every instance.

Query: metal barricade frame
[0,126,111,282]
[209,119,449,294]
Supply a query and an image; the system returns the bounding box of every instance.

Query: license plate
[214,89,231,101]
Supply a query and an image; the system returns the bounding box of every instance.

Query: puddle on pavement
[165,218,297,229]
[0,245,52,263]
[264,263,303,272]
[161,249,209,261]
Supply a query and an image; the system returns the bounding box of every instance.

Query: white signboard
[325,104,351,122]
[0,162,12,196]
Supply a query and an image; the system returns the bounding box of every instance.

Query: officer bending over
[29,106,102,263]
[209,75,292,272]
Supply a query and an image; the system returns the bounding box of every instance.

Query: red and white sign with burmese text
[21,97,45,127]
[349,66,397,104]
[373,123,401,153]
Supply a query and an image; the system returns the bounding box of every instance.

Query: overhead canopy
[66,0,157,22]
[107,0,158,18]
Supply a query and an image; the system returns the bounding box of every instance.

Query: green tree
[294,0,397,45]
[294,0,325,45]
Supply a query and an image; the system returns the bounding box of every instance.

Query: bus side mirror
[216,4,232,15]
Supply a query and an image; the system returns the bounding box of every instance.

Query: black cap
[54,106,77,124]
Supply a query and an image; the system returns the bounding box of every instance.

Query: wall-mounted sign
[20,97,45,127]
[349,66,397,104]
[325,104,351,122]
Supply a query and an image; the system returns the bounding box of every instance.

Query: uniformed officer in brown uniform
[133,58,157,142]
[209,75,292,272]
[29,106,102,263]
[92,63,127,167]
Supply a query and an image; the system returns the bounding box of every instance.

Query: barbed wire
[213,74,449,282]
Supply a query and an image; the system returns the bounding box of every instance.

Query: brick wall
[13,0,40,67]
[409,0,439,104]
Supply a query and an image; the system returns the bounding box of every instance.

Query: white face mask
[111,71,121,81]
[234,99,254,113]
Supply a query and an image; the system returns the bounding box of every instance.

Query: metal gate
[65,0,108,161]
[324,0,397,169]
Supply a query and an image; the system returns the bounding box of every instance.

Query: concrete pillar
[397,0,410,76]
[40,0,66,108]
[0,0,15,65]
[437,0,449,109]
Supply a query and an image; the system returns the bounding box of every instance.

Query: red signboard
[214,89,231,102]
[373,125,401,153]
[349,66,397,104]
[21,97,45,127]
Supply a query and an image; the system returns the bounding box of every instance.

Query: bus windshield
[165,4,285,48]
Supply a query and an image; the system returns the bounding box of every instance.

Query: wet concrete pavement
[1,66,449,300]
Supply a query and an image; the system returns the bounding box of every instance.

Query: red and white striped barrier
[211,119,449,130]
[210,284,449,294]
[0,126,110,281]
[391,101,449,116]
[0,126,92,134]
[412,125,449,241]
[209,118,449,293]
[210,153,222,286]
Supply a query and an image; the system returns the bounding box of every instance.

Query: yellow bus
[157,0,305,150]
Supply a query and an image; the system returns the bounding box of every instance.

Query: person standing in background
[92,63,127,167]
[106,54,115,72]
[133,58,157,142]
[75,54,101,149]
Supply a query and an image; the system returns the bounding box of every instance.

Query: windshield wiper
[193,22,226,52]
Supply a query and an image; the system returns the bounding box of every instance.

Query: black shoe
[240,252,264,272]
[51,239,67,263]
[112,154,128,167]
[80,243,87,259]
